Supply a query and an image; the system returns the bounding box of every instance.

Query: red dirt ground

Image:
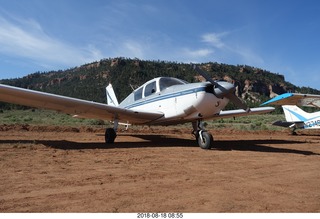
[0,125,319,212]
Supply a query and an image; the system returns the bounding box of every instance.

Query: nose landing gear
[192,120,214,149]
[197,130,214,149]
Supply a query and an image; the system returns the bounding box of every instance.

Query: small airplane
[261,93,320,134]
[0,65,274,149]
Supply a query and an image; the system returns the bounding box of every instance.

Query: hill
[1,58,319,110]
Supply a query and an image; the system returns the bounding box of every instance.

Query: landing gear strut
[291,127,298,135]
[105,120,118,144]
[192,120,214,149]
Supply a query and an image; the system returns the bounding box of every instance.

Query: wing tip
[260,93,294,106]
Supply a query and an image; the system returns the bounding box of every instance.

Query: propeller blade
[226,93,251,112]
[192,64,218,86]
[193,64,250,112]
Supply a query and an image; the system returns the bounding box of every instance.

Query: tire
[197,131,213,149]
[105,128,116,144]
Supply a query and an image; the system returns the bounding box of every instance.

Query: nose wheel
[196,130,213,149]
[192,120,214,149]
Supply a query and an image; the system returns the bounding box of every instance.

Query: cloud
[122,40,146,59]
[176,48,214,63]
[184,48,213,57]
[201,32,227,49]
[0,15,102,68]
[201,31,264,66]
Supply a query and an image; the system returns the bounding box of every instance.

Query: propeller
[193,65,250,112]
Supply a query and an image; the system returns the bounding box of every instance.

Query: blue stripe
[286,108,307,121]
[125,87,206,109]
[286,108,319,122]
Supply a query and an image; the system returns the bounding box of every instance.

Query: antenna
[129,84,135,91]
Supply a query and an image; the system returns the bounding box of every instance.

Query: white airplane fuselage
[119,77,229,125]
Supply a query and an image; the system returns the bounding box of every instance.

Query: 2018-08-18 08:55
[137,213,183,218]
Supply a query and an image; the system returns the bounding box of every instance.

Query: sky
[0,0,320,89]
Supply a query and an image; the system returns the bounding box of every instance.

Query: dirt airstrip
[0,124,319,213]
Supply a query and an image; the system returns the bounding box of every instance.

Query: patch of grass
[0,109,284,131]
[0,109,109,128]
[207,114,285,131]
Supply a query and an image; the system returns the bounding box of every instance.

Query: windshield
[159,77,187,91]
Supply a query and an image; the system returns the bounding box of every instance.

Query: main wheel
[105,128,117,143]
[197,131,213,149]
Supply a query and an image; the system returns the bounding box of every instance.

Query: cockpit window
[144,81,157,97]
[134,87,143,101]
[159,77,187,91]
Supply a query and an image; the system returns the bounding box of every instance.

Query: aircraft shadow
[0,134,318,156]
[213,139,319,155]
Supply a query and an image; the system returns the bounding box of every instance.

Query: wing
[0,84,163,124]
[261,93,320,108]
[213,107,274,119]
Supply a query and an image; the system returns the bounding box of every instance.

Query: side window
[144,81,156,97]
[134,87,143,101]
